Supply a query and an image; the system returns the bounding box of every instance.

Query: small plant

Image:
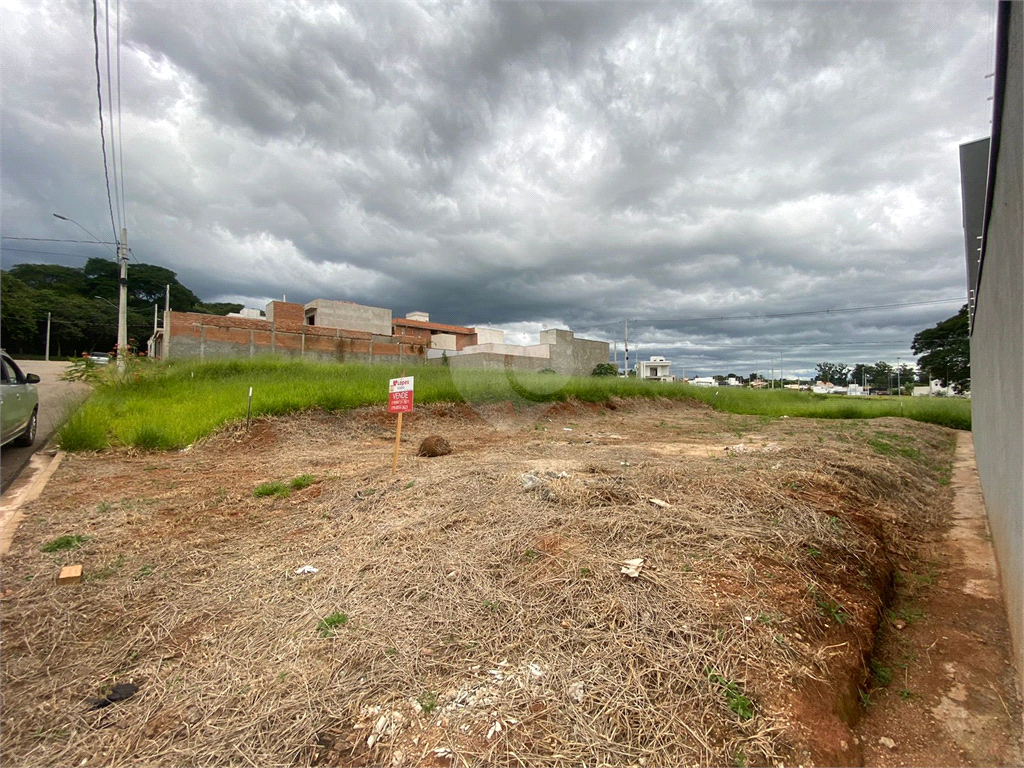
[41,534,88,553]
[869,657,893,687]
[859,689,873,708]
[708,671,754,720]
[290,474,315,490]
[809,586,849,624]
[483,599,499,611]
[522,549,539,562]
[134,565,155,580]
[384,647,397,656]
[96,501,111,514]
[403,480,415,490]
[317,612,349,636]
[417,691,439,714]
[87,555,127,581]
[807,545,822,560]
[254,481,290,498]
[899,688,913,700]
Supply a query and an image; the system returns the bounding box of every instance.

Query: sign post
[388,376,414,473]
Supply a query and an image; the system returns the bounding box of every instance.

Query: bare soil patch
[0,400,1018,766]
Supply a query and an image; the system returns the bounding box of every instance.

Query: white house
[690,376,717,387]
[638,356,674,382]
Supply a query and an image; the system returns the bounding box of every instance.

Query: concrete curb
[0,450,66,556]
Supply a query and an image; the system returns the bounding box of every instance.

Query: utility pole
[117,227,128,372]
[45,312,51,362]
[624,319,629,377]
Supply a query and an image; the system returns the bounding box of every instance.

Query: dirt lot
[0,399,1020,766]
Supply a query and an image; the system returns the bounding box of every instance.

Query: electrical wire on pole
[92,0,119,247]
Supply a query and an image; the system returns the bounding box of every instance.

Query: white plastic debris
[648,498,671,509]
[294,565,319,575]
[621,558,645,578]
[486,720,503,739]
[563,427,573,431]
[567,681,585,703]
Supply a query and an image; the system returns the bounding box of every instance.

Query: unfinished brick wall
[164,311,426,365]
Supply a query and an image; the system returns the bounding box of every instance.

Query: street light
[54,213,127,371]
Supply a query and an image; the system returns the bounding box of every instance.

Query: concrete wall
[475,327,505,344]
[304,299,392,336]
[431,333,458,351]
[427,328,610,378]
[970,0,1023,682]
[542,329,610,378]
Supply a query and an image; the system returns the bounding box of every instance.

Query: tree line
[1,259,242,357]
[813,305,970,393]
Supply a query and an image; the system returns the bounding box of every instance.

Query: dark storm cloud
[0,0,993,376]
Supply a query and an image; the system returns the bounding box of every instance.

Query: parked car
[0,352,40,447]
[90,353,110,365]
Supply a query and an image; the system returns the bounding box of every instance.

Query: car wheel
[13,408,37,447]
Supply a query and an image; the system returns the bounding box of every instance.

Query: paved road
[0,360,90,493]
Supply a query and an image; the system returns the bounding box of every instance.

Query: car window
[0,359,10,385]
[4,357,25,384]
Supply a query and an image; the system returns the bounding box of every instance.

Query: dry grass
[0,401,956,767]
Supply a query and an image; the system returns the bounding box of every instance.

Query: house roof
[392,318,474,334]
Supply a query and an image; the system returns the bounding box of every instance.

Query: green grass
[41,534,88,552]
[316,612,349,636]
[289,474,315,490]
[56,357,972,451]
[254,481,290,498]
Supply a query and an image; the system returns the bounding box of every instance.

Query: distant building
[690,376,717,388]
[638,356,673,382]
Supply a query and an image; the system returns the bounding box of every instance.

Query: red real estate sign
[388,376,414,413]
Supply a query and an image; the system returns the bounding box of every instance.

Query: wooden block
[57,564,83,585]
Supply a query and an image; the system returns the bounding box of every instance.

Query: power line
[0,248,99,259]
[116,0,127,228]
[575,297,966,335]
[92,0,119,246]
[671,297,966,323]
[1,236,119,245]
[104,0,121,230]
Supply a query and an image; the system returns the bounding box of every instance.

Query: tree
[194,302,244,316]
[815,361,849,384]
[0,272,39,351]
[591,362,618,377]
[912,305,970,392]
[850,363,874,388]
[7,263,87,295]
[871,361,895,391]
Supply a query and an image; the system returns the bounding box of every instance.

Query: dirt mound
[417,435,452,457]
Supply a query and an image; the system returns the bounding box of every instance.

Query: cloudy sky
[1,0,997,377]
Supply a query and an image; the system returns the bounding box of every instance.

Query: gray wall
[540,329,612,377]
[971,1,1023,682]
[304,299,392,336]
